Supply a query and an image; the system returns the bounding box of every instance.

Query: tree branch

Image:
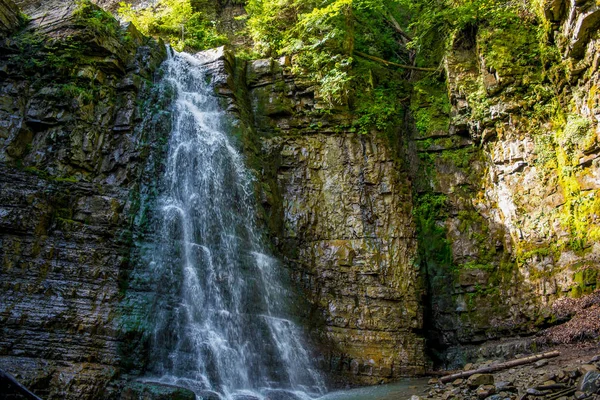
[382,10,412,42]
[354,51,437,71]
[0,369,43,400]
[439,351,561,384]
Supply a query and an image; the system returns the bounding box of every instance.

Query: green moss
[8,4,129,79]
[59,83,94,103]
[413,193,453,271]
[411,75,451,137]
[570,285,583,298]
[73,0,121,38]
[478,20,542,76]
[572,268,599,295]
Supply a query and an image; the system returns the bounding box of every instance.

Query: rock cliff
[0,1,167,398]
[1,0,600,397]
[0,0,20,38]
[412,0,600,365]
[243,58,426,383]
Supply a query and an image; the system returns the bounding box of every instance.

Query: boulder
[578,370,600,394]
[495,381,516,392]
[120,382,196,400]
[197,391,222,400]
[232,395,260,400]
[263,389,302,400]
[467,374,495,388]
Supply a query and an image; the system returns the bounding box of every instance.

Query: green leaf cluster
[246,0,413,132]
[118,0,227,51]
[74,0,122,37]
[400,0,538,64]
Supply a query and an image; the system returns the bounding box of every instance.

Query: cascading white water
[145,49,325,400]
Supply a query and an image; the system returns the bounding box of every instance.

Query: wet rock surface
[0,1,168,399]
[120,382,196,400]
[240,57,426,384]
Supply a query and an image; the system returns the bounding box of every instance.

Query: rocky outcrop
[240,58,426,384]
[263,133,425,382]
[0,0,20,38]
[120,382,196,400]
[413,0,600,366]
[0,1,168,398]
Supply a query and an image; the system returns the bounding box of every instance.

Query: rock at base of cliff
[120,382,196,400]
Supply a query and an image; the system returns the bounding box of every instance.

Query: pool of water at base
[317,378,430,400]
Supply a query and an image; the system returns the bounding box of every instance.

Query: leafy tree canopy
[118,0,227,51]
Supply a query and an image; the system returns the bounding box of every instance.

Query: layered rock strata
[413,0,600,365]
[0,1,167,398]
[0,0,20,38]
[243,59,426,384]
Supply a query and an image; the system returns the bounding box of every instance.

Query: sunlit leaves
[118,0,226,51]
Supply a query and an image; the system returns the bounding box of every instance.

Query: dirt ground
[423,290,600,400]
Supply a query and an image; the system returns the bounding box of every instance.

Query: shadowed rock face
[0,1,168,399]
[0,0,20,38]
[412,0,600,366]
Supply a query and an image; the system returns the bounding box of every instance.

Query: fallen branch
[533,383,567,391]
[354,51,437,72]
[426,370,458,377]
[439,351,560,383]
[545,387,576,400]
[0,369,43,400]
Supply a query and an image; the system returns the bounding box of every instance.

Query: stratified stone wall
[412,0,600,366]
[0,0,20,38]
[0,1,167,398]
[245,58,426,384]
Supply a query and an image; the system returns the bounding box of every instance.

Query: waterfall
[144,49,325,400]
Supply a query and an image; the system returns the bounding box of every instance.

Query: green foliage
[118,0,227,51]
[352,88,400,135]
[400,0,537,65]
[9,1,135,78]
[246,0,409,106]
[350,56,410,136]
[74,0,121,37]
[8,31,86,77]
[18,12,31,25]
[411,75,451,136]
[413,193,453,269]
[283,0,355,105]
[59,83,94,103]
